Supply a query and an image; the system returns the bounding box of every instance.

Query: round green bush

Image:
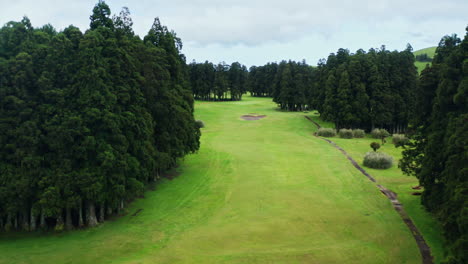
[392,134,408,147]
[317,128,337,137]
[371,128,390,139]
[371,128,381,138]
[370,142,381,151]
[338,129,353,139]
[195,120,205,128]
[363,152,393,169]
[352,129,365,138]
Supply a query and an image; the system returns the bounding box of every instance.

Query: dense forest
[400,29,467,264]
[246,63,278,97]
[250,47,418,132]
[188,61,248,101]
[0,1,200,231]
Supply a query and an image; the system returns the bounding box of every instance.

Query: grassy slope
[413,46,437,73]
[0,96,432,263]
[308,112,445,263]
[413,47,437,58]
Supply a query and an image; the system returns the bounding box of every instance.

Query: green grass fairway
[0,96,436,263]
[307,112,445,263]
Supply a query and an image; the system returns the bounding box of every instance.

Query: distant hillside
[413,46,437,73]
[413,46,437,57]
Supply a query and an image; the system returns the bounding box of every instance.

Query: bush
[352,129,365,138]
[392,134,408,147]
[371,128,380,138]
[317,128,336,137]
[363,152,393,169]
[370,142,381,152]
[195,120,205,128]
[371,128,390,144]
[338,129,353,139]
[371,128,390,139]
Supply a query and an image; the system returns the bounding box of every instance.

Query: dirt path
[305,116,433,264]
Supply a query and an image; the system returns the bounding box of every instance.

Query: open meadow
[0,96,444,263]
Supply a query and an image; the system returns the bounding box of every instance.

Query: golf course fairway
[0,96,442,264]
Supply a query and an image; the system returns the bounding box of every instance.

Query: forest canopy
[0,0,200,231]
[400,29,467,264]
[247,47,418,133]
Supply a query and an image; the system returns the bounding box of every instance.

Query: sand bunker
[241,114,266,120]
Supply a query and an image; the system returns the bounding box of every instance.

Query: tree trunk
[65,207,73,230]
[14,214,18,230]
[40,210,46,229]
[5,213,12,231]
[30,207,36,231]
[55,214,64,231]
[78,202,84,228]
[107,206,113,216]
[87,202,98,227]
[99,203,105,223]
[22,208,29,231]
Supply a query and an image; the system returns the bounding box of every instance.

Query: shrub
[370,142,380,152]
[352,129,365,138]
[363,152,393,169]
[392,134,408,147]
[371,128,390,144]
[371,128,390,139]
[338,129,353,139]
[195,120,205,128]
[317,128,336,137]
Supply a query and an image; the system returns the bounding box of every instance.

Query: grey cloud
[0,0,466,66]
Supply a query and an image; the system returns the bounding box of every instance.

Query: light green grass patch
[307,115,446,263]
[413,46,437,74]
[0,96,440,264]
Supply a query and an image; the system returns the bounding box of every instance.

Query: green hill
[413,47,437,73]
[413,46,437,58]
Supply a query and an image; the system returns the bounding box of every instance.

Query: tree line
[246,63,278,97]
[415,53,433,62]
[188,61,248,101]
[0,1,200,231]
[400,29,467,264]
[249,47,418,132]
[245,61,314,111]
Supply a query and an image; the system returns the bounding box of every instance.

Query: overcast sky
[1,0,466,66]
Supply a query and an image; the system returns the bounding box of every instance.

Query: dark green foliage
[400,28,467,263]
[314,46,417,131]
[370,142,381,152]
[415,53,433,62]
[338,129,353,139]
[195,120,205,128]
[316,128,337,137]
[188,61,247,101]
[252,46,417,131]
[247,63,278,97]
[272,60,313,111]
[363,152,393,169]
[0,1,200,231]
[90,0,113,30]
